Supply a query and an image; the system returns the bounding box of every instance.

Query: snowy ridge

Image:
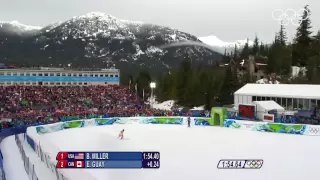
[199,35,254,48]
[42,21,63,32]
[54,12,149,41]
[75,12,144,25]
[0,21,41,31]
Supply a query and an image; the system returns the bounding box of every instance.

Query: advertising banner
[95,118,117,125]
[83,119,96,127]
[139,117,183,124]
[262,114,274,122]
[115,118,140,124]
[238,104,256,120]
[224,119,308,135]
[194,118,213,126]
[36,123,64,134]
[63,120,84,129]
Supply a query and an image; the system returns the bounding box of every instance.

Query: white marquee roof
[253,101,285,111]
[235,83,320,99]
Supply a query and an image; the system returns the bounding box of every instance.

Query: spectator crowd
[0,85,171,128]
[0,85,209,129]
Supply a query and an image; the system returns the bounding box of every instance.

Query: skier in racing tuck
[118,129,125,140]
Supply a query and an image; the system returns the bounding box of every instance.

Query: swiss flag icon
[75,161,84,168]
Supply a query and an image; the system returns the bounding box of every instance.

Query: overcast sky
[0,0,319,43]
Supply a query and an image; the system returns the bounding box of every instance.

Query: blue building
[0,67,120,86]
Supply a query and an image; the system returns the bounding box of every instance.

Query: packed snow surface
[42,124,320,180]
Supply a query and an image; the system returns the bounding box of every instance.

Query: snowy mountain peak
[0,20,42,31]
[75,12,115,20]
[72,12,144,25]
[199,35,254,48]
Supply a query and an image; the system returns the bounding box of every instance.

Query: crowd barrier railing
[14,134,38,180]
[26,119,98,180]
[15,133,70,180]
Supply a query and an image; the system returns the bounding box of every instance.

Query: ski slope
[40,124,320,180]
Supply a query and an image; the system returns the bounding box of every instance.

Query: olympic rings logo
[247,160,262,168]
[272,8,310,26]
[86,120,95,125]
[243,124,253,129]
[309,127,319,134]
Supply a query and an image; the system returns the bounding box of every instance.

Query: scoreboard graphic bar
[56,152,160,169]
[217,159,263,169]
[56,152,143,161]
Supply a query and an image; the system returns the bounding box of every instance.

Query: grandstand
[0,67,120,86]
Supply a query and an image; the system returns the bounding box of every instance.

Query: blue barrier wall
[26,135,35,151]
[0,128,27,137]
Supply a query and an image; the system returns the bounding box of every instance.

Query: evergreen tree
[136,70,151,100]
[252,35,259,55]
[259,42,265,55]
[223,48,228,62]
[307,30,320,82]
[218,65,238,105]
[267,29,292,76]
[175,59,193,105]
[274,32,279,44]
[292,5,313,67]
[277,23,287,45]
[240,38,250,58]
[233,44,238,59]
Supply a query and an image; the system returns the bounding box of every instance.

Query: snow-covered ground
[150,99,204,110]
[2,124,320,180]
[151,100,175,110]
[35,124,320,180]
[256,78,280,84]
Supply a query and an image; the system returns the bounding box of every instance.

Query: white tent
[253,100,285,121]
[235,83,320,99]
[253,101,284,112]
[234,83,320,110]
